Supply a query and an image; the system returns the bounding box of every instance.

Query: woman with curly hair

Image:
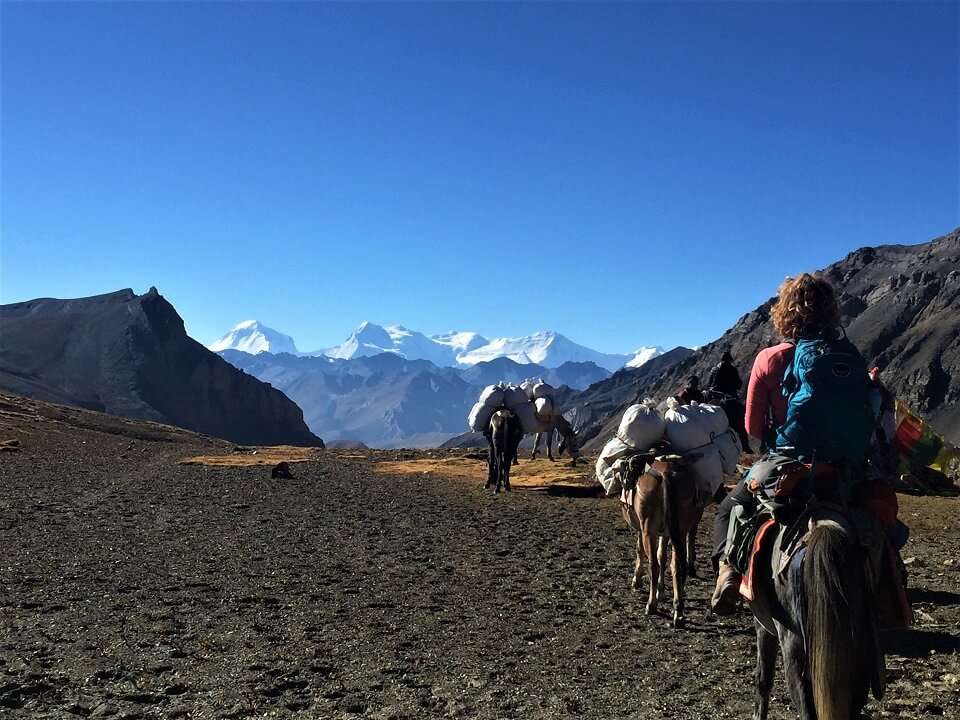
[710,273,845,615]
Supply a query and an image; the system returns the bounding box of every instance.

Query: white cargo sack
[714,428,743,475]
[513,402,546,434]
[479,384,505,408]
[596,461,617,495]
[502,384,529,410]
[686,444,724,496]
[468,402,496,432]
[617,401,666,451]
[533,396,555,422]
[532,381,556,399]
[697,403,729,438]
[664,399,713,452]
[595,437,634,495]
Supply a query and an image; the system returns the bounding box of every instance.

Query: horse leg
[656,534,667,600]
[631,531,645,591]
[640,521,660,615]
[484,437,495,489]
[687,504,704,579]
[753,621,778,720]
[502,452,511,492]
[547,429,555,461]
[670,539,687,628]
[780,627,816,720]
[531,432,541,459]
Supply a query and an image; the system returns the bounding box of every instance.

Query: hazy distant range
[212,320,665,447]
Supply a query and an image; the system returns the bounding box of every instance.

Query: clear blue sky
[2,1,957,354]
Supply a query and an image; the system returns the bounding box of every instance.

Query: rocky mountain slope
[578,228,960,451]
[0,288,322,446]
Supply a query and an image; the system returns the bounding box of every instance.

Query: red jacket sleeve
[745,343,794,441]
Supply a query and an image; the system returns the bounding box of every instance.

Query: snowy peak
[455,330,650,372]
[323,322,458,366]
[430,331,489,355]
[626,346,665,368]
[211,320,663,371]
[208,320,299,355]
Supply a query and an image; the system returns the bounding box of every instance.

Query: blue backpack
[775,336,876,463]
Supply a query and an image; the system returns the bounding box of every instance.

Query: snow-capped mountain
[454,331,648,372]
[208,320,299,355]
[626,346,664,368]
[317,322,474,368]
[209,320,661,371]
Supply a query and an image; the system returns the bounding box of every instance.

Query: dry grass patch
[375,454,598,490]
[179,445,324,467]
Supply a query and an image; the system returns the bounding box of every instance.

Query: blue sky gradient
[2,2,957,353]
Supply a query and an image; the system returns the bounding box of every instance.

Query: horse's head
[557,421,580,464]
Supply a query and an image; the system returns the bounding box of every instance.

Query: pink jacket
[745,342,795,442]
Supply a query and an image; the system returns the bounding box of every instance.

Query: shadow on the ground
[907,587,960,606]
[883,628,960,658]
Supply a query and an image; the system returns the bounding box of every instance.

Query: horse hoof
[673,614,685,629]
[645,605,657,616]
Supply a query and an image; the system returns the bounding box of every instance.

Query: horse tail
[660,465,687,576]
[804,521,873,720]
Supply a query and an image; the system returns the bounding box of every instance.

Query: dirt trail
[1,411,958,719]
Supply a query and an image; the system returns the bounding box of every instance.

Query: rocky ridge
[0,288,322,447]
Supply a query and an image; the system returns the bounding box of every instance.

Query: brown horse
[617,452,704,627]
[484,409,524,493]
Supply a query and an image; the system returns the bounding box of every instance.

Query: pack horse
[484,409,524,493]
[617,452,704,628]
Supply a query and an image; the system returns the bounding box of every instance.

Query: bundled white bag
[479,384,506,408]
[664,399,713,452]
[596,460,617,495]
[513,402,545,434]
[502,384,529,410]
[686,444,724,496]
[713,428,743,475]
[617,400,666,450]
[595,437,634,495]
[697,403,729,438]
[468,402,496,432]
[532,381,556,399]
[533,396,555,422]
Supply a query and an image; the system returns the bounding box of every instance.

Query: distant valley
[218,350,627,447]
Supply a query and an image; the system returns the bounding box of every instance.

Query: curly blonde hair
[771,273,841,339]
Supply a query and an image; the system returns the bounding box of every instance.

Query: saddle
[734,500,912,629]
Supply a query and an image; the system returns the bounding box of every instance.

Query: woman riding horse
[710,273,896,719]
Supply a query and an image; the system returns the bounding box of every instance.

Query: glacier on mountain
[208,320,299,355]
[208,320,661,371]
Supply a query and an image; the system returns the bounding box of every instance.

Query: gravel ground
[1,394,958,719]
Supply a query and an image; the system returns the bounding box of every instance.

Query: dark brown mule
[618,453,704,627]
[749,506,885,720]
[484,409,524,493]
